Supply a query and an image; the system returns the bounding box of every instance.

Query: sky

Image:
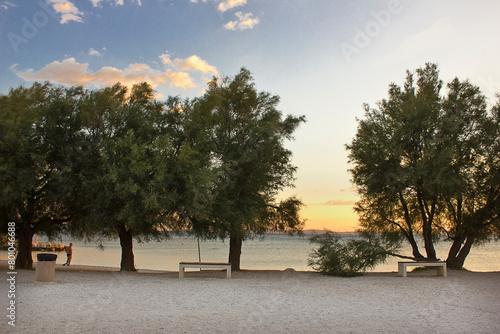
[1,0,499,232]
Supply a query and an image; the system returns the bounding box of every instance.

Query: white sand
[1,261,499,333]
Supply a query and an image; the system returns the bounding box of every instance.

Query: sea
[3,233,500,272]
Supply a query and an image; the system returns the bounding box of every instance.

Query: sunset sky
[1,0,499,231]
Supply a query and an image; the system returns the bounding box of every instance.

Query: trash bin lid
[37,253,58,261]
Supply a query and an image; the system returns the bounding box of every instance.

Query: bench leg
[437,265,447,277]
[398,263,407,277]
[179,265,185,278]
[226,268,231,279]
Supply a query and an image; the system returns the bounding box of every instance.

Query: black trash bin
[37,253,58,262]
[35,253,58,282]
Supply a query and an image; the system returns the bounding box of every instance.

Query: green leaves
[309,231,395,276]
[347,63,500,267]
[2,70,306,270]
[0,83,82,228]
[0,83,86,267]
[193,68,306,239]
[74,83,177,241]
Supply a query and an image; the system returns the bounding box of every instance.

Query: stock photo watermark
[6,222,17,327]
[7,0,57,54]
[340,0,403,63]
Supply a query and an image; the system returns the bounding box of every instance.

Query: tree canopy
[71,83,181,271]
[187,68,306,270]
[0,83,83,268]
[346,63,500,269]
[0,82,215,270]
[1,69,306,271]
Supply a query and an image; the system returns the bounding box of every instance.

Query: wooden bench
[179,262,232,279]
[398,261,447,277]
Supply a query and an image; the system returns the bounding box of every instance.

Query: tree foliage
[0,83,83,269]
[309,231,398,276]
[72,83,213,271]
[1,69,306,271]
[346,63,500,269]
[0,82,210,270]
[189,68,307,270]
[70,83,170,270]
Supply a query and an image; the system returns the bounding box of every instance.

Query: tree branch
[385,252,416,260]
[434,224,452,239]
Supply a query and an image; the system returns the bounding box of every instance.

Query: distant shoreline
[2,232,500,273]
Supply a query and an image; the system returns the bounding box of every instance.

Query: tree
[0,83,83,269]
[192,68,306,270]
[346,63,499,269]
[439,87,500,268]
[72,83,177,271]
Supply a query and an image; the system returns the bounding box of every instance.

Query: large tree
[0,83,83,269]
[192,68,306,270]
[439,83,500,268]
[347,63,500,268]
[72,83,179,271]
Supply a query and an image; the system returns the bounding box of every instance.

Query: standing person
[63,243,73,266]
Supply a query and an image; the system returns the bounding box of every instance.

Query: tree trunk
[446,234,466,265]
[117,225,136,271]
[417,192,437,260]
[15,222,34,269]
[447,233,476,269]
[229,235,243,271]
[421,211,437,260]
[406,232,425,260]
[422,227,437,260]
[399,192,425,260]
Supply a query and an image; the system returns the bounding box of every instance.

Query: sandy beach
[1,261,499,334]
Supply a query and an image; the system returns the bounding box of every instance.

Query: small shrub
[308,231,391,276]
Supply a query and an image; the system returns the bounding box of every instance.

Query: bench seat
[179,262,232,279]
[398,261,447,277]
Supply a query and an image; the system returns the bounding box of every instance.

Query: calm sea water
[3,234,500,272]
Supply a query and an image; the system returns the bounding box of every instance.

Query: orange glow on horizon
[302,204,359,232]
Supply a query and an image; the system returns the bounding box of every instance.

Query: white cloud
[191,0,258,30]
[91,0,140,7]
[48,0,83,24]
[218,0,246,12]
[0,1,16,10]
[88,47,106,57]
[181,55,218,75]
[159,53,172,65]
[224,12,259,31]
[10,54,218,91]
[10,59,91,86]
[60,13,83,24]
[10,58,194,89]
[159,53,218,75]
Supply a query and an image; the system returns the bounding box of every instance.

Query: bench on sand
[179,262,232,279]
[398,261,447,277]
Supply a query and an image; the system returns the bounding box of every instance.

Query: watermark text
[7,1,57,53]
[6,222,17,327]
[340,0,403,63]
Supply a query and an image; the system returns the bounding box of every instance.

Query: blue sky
[1,0,500,231]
